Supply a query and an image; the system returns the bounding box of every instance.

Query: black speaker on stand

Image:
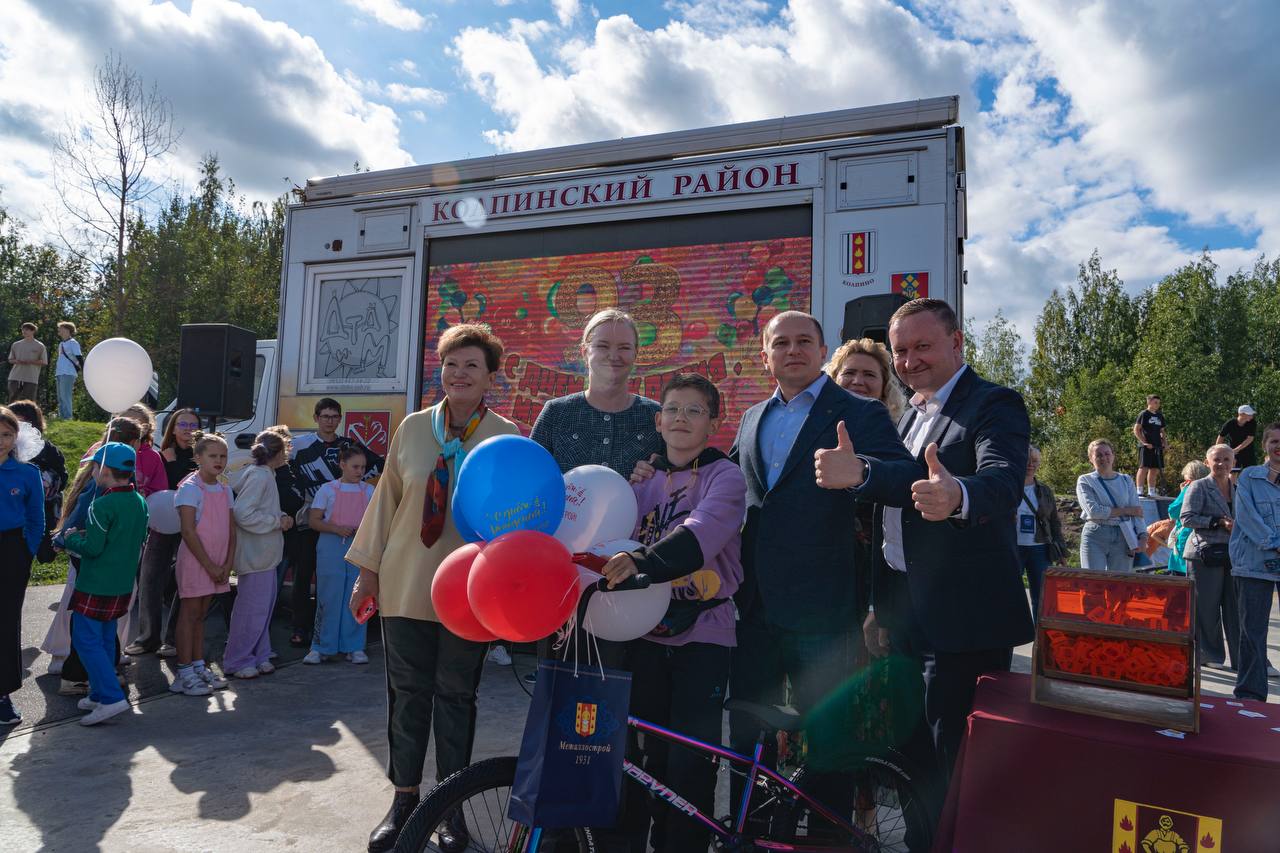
[177,324,257,430]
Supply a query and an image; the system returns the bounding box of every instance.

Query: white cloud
[384,83,448,105]
[343,0,431,31]
[0,0,414,235]
[552,0,580,27]
[452,0,1276,340]
[395,58,419,76]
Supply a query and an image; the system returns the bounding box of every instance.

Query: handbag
[1096,475,1141,551]
[1020,488,1066,564]
[508,659,631,829]
[1195,540,1231,568]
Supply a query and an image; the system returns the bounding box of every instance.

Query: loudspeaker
[840,294,910,344]
[177,324,257,420]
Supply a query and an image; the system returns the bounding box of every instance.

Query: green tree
[964,309,1026,391]
[1026,252,1141,444]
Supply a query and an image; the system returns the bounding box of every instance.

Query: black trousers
[133,531,180,649]
[728,608,858,821]
[382,616,487,788]
[878,570,1013,784]
[624,640,730,853]
[290,529,319,636]
[1,528,32,696]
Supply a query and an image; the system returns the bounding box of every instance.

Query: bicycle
[393,577,936,853]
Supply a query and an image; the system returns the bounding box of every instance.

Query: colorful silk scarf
[421,400,486,547]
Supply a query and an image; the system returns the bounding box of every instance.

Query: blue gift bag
[508,659,632,829]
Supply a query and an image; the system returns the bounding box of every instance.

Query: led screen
[423,236,813,448]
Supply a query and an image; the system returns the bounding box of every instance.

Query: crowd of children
[1,398,379,728]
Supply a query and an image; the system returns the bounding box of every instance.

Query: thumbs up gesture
[911,442,963,521]
[815,421,866,489]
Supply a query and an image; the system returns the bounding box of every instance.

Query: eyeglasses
[317,413,342,421]
[661,404,711,420]
[175,420,200,429]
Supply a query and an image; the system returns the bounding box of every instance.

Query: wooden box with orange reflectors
[1031,569,1200,732]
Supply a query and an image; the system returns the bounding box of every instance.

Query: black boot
[368,790,419,852]
[436,808,470,852]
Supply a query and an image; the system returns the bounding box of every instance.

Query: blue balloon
[450,485,484,544]
[453,435,565,540]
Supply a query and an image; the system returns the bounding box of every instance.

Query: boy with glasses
[602,374,747,853]
[287,398,383,646]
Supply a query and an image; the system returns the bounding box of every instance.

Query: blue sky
[2,0,1276,338]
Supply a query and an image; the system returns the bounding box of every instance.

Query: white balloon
[576,556,672,642]
[83,338,153,414]
[146,489,182,535]
[554,465,638,553]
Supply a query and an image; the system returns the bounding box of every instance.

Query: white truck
[219,96,967,458]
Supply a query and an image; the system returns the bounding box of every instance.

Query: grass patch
[29,420,106,586]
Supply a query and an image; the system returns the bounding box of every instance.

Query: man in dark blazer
[727,310,921,814]
[838,298,1034,784]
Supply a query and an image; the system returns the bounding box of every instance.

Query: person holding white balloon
[45,416,144,692]
[600,373,746,853]
[531,309,663,672]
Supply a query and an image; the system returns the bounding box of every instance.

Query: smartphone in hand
[354,595,378,624]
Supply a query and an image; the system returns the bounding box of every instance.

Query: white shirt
[1017,483,1039,546]
[312,480,374,522]
[55,338,82,377]
[175,474,234,523]
[882,365,971,573]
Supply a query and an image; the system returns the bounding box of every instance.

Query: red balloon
[431,543,498,642]
[468,531,579,642]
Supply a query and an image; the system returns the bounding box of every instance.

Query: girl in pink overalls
[172,433,235,696]
[304,446,374,665]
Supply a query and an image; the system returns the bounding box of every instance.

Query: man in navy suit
[828,298,1034,785]
[727,310,921,815]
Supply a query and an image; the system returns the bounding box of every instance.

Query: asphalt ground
[2,584,1276,852]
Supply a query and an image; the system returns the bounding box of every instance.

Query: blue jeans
[71,612,125,705]
[1234,576,1278,701]
[312,533,365,655]
[56,374,75,419]
[1018,544,1050,620]
[1080,523,1133,572]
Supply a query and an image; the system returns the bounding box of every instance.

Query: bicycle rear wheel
[769,751,935,852]
[393,756,595,853]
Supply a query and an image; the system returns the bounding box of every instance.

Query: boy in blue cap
[63,443,149,726]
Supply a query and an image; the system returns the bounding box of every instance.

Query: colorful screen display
[423,236,812,448]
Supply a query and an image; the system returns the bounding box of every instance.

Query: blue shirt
[0,456,45,555]
[758,373,830,490]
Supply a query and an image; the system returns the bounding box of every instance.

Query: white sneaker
[80,699,130,726]
[77,697,99,712]
[232,667,259,680]
[170,674,212,696]
[302,650,322,665]
[1268,663,1280,680]
[198,667,229,690]
[257,661,275,675]
[487,645,513,666]
[48,656,65,676]
[348,650,369,665]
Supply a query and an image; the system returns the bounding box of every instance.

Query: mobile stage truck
[229,96,966,457]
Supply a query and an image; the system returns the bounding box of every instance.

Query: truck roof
[304,96,958,203]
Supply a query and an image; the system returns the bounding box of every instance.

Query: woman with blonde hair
[1181,444,1238,670]
[825,337,905,422]
[1076,438,1145,571]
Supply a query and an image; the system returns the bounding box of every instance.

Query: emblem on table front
[1113,799,1221,852]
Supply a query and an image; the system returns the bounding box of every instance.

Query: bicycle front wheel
[393,756,596,853]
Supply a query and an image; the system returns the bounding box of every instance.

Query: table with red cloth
[932,671,1280,852]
